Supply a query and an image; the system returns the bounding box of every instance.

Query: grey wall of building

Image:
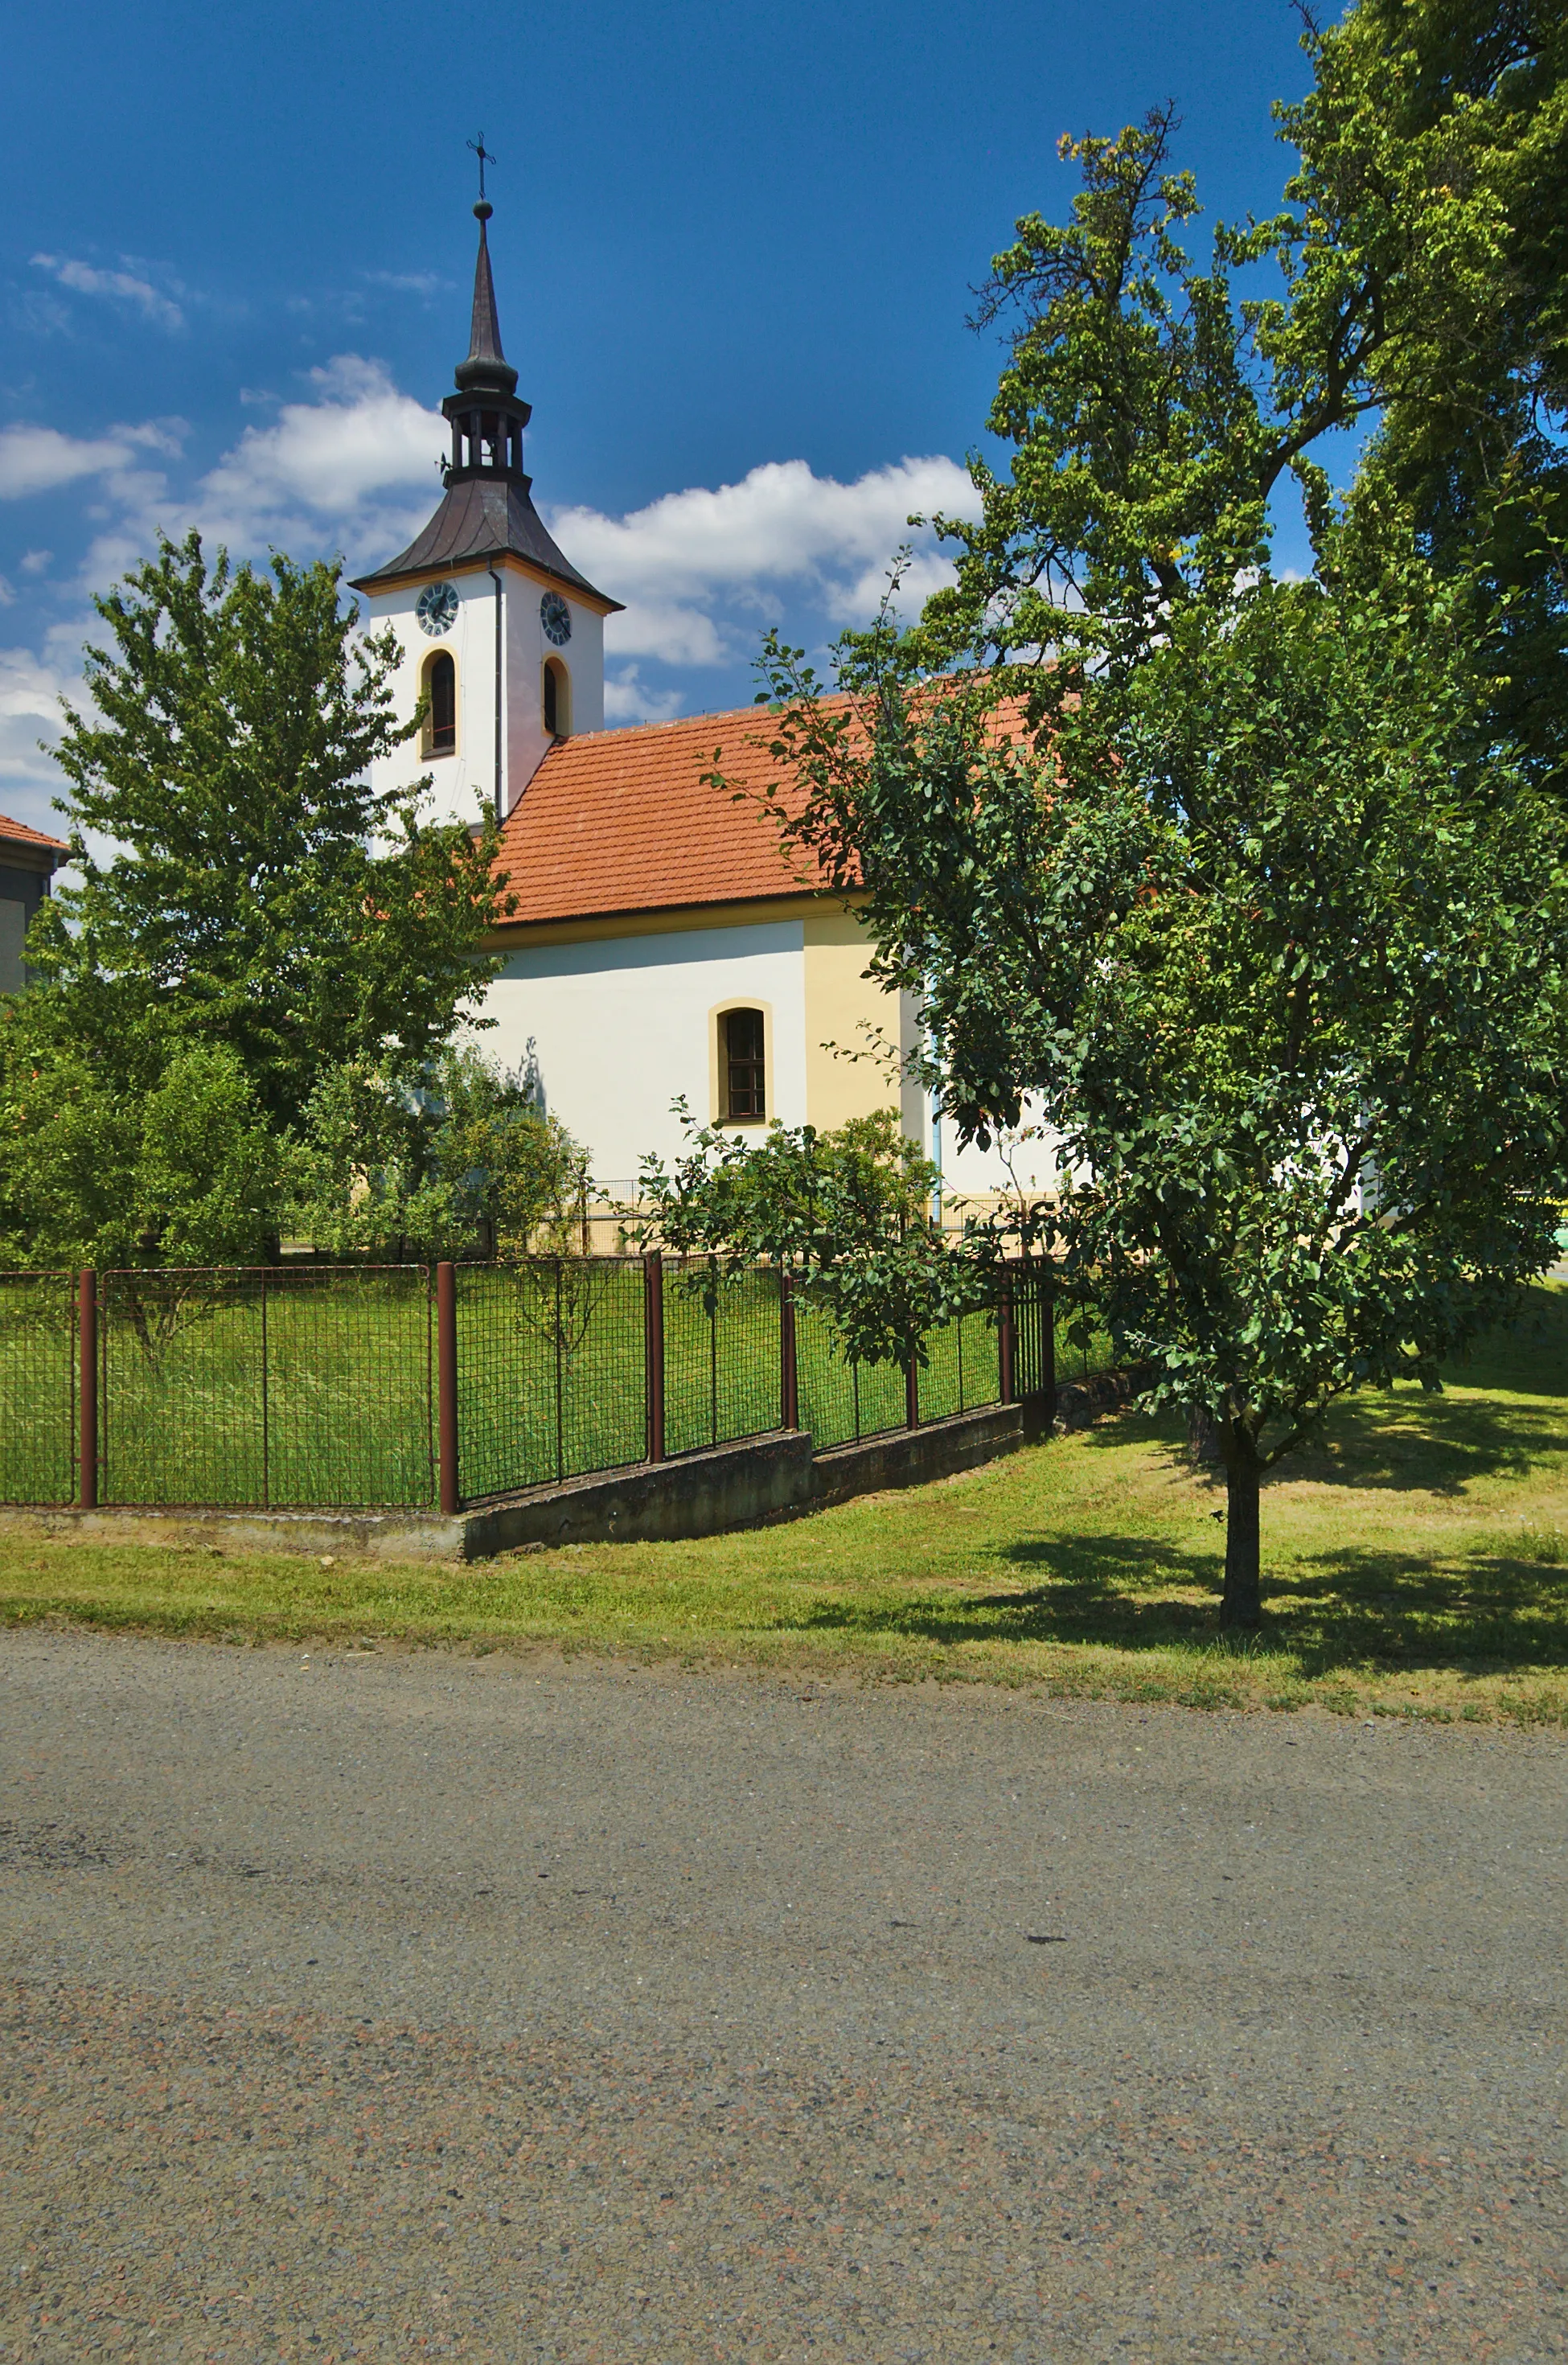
[0,864,51,994]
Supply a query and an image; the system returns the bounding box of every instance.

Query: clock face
[416,581,459,638]
[540,590,572,647]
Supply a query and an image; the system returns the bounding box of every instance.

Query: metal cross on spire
[466,133,497,205]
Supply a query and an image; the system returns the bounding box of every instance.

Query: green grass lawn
[2,1285,1563,1728]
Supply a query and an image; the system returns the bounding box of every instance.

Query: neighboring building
[352,201,1057,1219]
[0,812,67,995]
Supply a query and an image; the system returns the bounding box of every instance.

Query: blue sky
[1,0,1320,833]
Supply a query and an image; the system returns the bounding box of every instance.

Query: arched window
[721,1008,766,1120]
[543,657,571,740]
[422,650,457,758]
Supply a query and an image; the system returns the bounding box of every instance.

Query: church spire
[454,200,518,396]
[434,169,532,487]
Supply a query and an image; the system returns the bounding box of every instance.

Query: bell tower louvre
[351,191,622,827]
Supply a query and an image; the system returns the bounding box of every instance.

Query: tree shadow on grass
[1258,1546,1568,1679]
[792,1286,1568,1675]
[794,1534,1226,1654]
[1275,1394,1567,1497]
[1071,1291,1568,1499]
[791,1529,1568,1679]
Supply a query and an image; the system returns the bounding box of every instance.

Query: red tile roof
[495,704,822,925]
[0,811,68,858]
[493,692,1032,927]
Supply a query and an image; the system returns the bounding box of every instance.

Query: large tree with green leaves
[1292,0,1568,793]
[17,531,511,1128]
[0,532,516,1267]
[744,1,1568,1626]
[912,3,1566,751]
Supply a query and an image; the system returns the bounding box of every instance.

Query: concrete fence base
[1053,1364,1154,1431]
[0,1386,1140,1566]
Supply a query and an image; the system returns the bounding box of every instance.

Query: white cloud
[363,270,447,297]
[19,550,52,574]
[197,355,444,524]
[0,635,76,828]
[0,425,140,500]
[606,599,728,668]
[31,253,184,331]
[2,354,983,832]
[603,668,688,727]
[55,355,442,600]
[163,355,446,577]
[27,361,975,668]
[548,455,980,667]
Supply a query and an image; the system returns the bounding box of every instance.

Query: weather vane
[467,133,497,204]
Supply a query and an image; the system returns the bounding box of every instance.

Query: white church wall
[361,569,500,831]
[503,572,605,815]
[481,918,808,1187]
[938,1099,1063,1210]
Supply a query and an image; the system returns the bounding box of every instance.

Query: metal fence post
[999,1271,1016,1406]
[77,1268,96,1510]
[436,1261,459,1515]
[643,1250,666,1462]
[779,1267,798,1431]
[1040,1263,1057,1416]
[905,1342,920,1431]
[259,1268,269,1512]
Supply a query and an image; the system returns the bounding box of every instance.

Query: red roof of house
[0,811,68,858]
[493,692,1032,927]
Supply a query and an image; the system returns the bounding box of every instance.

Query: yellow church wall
[801,902,919,1136]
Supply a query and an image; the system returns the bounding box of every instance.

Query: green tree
[0,1033,287,1271]
[913,10,1566,751]
[286,1045,591,1264]
[744,6,1568,1625]
[1284,0,1568,793]
[637,1106,979,1369]
[24,530,512,1129]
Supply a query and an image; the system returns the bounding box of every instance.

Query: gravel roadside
[2,1628,1564,2361]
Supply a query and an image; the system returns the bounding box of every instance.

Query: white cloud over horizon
[195,356,445,531]
[0,630,84,836]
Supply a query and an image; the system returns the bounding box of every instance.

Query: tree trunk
[1187,1403,1221,1462]
[1221,1449,1262,1629]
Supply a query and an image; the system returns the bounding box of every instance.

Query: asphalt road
[2,1629,1564,2363]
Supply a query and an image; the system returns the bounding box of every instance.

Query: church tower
[351,196,621,825]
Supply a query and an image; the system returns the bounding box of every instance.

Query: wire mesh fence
[917,1304,1004,1423]
[456,1258,647,1499]
[0,1271,76,1505]
[663,1259,784,1457]
[98,1267,435,1509]
[1054,1294,1118,1385]
[0,1251,1114,1513]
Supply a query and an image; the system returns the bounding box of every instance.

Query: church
[351,199,1057,1217]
